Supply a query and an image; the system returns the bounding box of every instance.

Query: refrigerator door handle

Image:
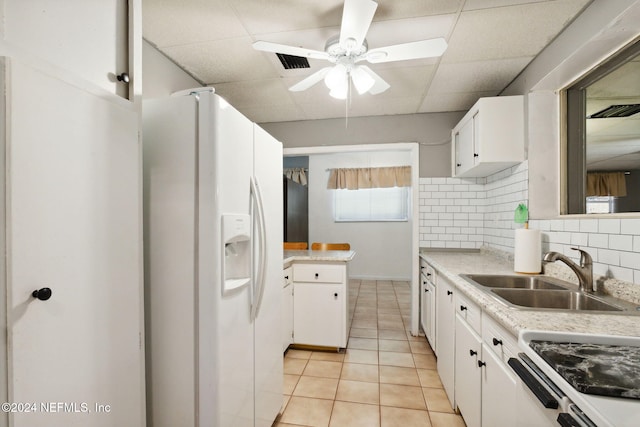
[250,176,268,321]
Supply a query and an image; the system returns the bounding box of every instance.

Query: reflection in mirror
[565,39,640,214]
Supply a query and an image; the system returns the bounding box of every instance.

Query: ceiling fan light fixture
[324,63,348,90]
[329,83,348,99]
[351,66,375,94]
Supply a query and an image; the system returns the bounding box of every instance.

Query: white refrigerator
[143,89,283,427]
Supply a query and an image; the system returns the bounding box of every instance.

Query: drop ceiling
[143,0,593,124]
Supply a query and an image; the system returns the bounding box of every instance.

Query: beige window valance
[284,168,308,186]
[586,172,627,197]
[327,166,411,190]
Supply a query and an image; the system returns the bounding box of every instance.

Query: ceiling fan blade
[339,0,378,50]
[289,67,332,92]
[357,65,390,95]
[252,40,329,61]
[366,38,448,63]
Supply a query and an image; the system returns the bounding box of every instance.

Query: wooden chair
[283,242,308,250]
[311,242,350,251]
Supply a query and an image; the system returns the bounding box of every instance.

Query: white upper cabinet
[452,96,524,177]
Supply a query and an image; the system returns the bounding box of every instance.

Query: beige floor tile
[335,379,380,405]
[293,376,339,400]
[275,423,307,427]
[378,329,408,341]
[329,401,380,427]
[406,332,426,342]
[379,365,420,386]
[409,340,434,354]
[280,396,334,427]
[379,351,415,368]
[284,374,300,395]
[303,360,343,379]
[377,319,405,330]
[286,349,313,360]
[378,314,403,322]
[417,369,444,388]
[413,353,437,370]
[422,387,454,413]
[429,412,467,427]
[351,319,378,329]
[350,327,378,339]
[282,394,291,412]
[378,339,411,353]
[341,363,379,383]
[379,383,426,410]
[310,351,345,362]
[348,337,378,351]
[380,406,432,427]
[344,349,378,365]
[284,358,308,375]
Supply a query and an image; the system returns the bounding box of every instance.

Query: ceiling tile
[212,78,295,109]
[162,37,278,83]
[428,58,533,94]
[373,0,463,21]
[442,0,591,63]
[143,0,248,47]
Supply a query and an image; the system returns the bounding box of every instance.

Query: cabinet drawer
[283,266,293,287]
[293,263,345,283]
[455,292,481,334]
[481,312,518,363]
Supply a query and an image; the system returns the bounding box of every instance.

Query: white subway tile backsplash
[599,219,621,234]
[609,234,633,251]
[418,164,640,284]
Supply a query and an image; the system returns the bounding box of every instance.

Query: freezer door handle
[250,176,268,321]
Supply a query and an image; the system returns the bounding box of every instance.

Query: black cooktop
[529,340,640,400]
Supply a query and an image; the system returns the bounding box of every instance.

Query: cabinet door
[427,282,437,351]
[282,283,294,352]
[455,315,482,427]
[454,117,474,175]
[420,275,428,335]
[294,283,343,347]
[435,277,456,408]
[472,111,480,166]
[481,344,517,427]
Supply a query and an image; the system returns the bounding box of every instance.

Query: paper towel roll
[514,228,541,273]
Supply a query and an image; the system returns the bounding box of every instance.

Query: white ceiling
[142,0,593,124]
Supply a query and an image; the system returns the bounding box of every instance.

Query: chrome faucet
[543,248,593,293]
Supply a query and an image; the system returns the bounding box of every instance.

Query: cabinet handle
[473,153,479,158]
[423,281,427,285]
[315,273,319,278]
[426,272,432,277]
[460,305,467,311]
[469,349,477,356]
[456,163,462,167]
[492,338,503,346]
[478,360,486,368]
[425,288,429,292]
[420,266,425,269]
[334,293,338,298]
[284,275,289,280]
[447,290,453,296]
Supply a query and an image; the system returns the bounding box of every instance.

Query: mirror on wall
[565,39,640,214]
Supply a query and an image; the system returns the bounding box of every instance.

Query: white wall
[142,39,201,99]
[309,150,413,280]
[262,112,462,177]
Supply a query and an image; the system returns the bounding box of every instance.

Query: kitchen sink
[491,289,623,312]
[462,274,567,290]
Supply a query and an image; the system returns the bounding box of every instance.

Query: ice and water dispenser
[222,214,251,294]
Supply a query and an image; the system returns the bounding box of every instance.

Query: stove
[518,330,640,427]
[529,340,640,399]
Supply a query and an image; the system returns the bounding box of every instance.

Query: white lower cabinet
[420,258,437,351]
[292,262,348,348]
[481,343,517,427]
[436,275,456,408]
[455,314,482,427]
[282,266,294,352]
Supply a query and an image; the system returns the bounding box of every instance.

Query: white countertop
[283,250,356,266]
[420,250,640,338]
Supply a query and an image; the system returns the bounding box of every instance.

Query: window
[333,186,409,222]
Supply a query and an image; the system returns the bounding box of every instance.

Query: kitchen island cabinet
[283,250,355,350]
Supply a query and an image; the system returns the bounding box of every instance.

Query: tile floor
[276,279,467,427]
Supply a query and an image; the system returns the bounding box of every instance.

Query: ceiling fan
[252,0,447,99]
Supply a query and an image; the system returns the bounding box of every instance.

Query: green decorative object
[514,203,529,228]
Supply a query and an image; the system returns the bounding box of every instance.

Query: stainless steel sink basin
[490,289,623,312]
[461,274,568,290]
